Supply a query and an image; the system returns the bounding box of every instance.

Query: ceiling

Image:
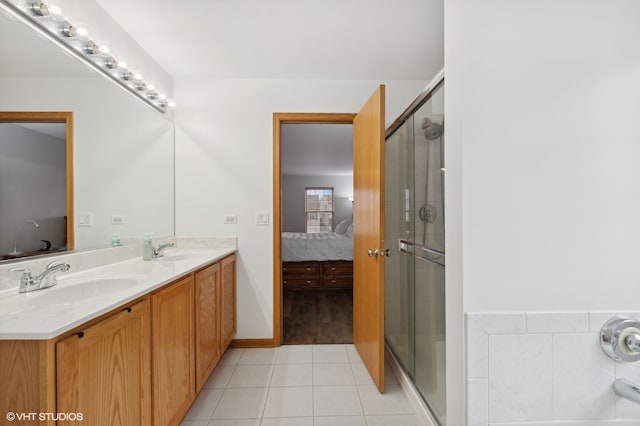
[281,124,353,176]
[95,0,438,80]
[13,123,67,140]
[93,0,440,177]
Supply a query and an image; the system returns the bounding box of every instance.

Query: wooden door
[353,85,386,392]
[195,263,221,392]
[56,300,151,425]
[151,276,195,425]
[220,254,237,350]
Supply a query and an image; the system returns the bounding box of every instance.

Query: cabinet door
[56,300,151,426]
[151,276,195,426]
[220,254,236,350]
[195,263,221,392]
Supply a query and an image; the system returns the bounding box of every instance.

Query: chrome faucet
[153,243,174,258]
[11,261,71,293]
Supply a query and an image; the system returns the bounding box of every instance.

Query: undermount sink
[156,254,194,262]
[156,251,209,262]
[23,274,148,306]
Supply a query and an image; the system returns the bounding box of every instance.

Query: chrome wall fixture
[0,0,173,114]
[601,315,640,363]
[601,315,640,405]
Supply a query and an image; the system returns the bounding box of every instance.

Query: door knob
[367,249,379,258]
[383,249,391,257]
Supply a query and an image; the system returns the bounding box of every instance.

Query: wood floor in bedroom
[282,289,353,345]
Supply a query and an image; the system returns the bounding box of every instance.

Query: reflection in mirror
[0,112,74,260]
[0,6,175,264]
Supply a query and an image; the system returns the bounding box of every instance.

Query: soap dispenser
[142,233,153,261]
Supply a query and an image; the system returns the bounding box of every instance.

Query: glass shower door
[384,80,446,425]
[384,118,415,375]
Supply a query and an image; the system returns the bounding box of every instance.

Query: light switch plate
[78,212,93,227]
[224,215,238,224]
[255,211,269,226]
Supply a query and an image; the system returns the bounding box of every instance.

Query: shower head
[421,117,443,140]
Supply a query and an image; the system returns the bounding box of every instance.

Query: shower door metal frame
[386,69,445,139]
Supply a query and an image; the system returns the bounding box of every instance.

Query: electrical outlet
[78,212,93,227]
[224,215,237,224]
[111,215,126,225]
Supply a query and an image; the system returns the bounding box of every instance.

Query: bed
[281,232,353,262]
[281,220,353,290]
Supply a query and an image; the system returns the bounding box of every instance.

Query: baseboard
[230,338,275,348]
[385,343,439,426]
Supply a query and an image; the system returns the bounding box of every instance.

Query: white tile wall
[467,311,640,425]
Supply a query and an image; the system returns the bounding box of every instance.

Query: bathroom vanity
[0,248,236,426]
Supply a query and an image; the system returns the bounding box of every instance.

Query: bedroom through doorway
[274,115,355,345]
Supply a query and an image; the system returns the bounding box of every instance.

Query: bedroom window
[305,187,334,233]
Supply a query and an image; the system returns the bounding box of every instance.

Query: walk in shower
[385,77,445,424]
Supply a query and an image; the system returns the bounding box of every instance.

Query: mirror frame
[0,111,74,257]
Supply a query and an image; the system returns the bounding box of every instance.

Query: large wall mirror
[0,6,175,263]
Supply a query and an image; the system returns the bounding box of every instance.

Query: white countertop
[0,248,235,340]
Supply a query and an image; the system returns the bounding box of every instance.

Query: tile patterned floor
[181,344,423,426]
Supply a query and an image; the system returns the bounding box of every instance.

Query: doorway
[273,86,386,392]
[272,113,356,346]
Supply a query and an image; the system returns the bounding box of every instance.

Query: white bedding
[281,232,353,262]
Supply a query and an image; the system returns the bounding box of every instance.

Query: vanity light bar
[0,0,173,114]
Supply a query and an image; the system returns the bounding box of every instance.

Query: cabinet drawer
[322,261,353,276]
[323,277,353,290]
[283,278,322,290]
[282,262,320,276]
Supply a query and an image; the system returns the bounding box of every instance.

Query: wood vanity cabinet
[56,300,151,425]
[151,275,195,426]
[0,252,237,426]
[194,253,236,392]
[220,254,237,350]
[195,262,221,392]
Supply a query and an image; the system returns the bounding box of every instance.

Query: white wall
[282,175,353,233]
[445,0,640,423]
[457,0,640,313]
[174,78,429,338]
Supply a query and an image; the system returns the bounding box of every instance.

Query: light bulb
[30,2,49,17]
[121,70,134,81]
[104,58,118,69]
[61,25,76,37]
[84,43,100,55]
